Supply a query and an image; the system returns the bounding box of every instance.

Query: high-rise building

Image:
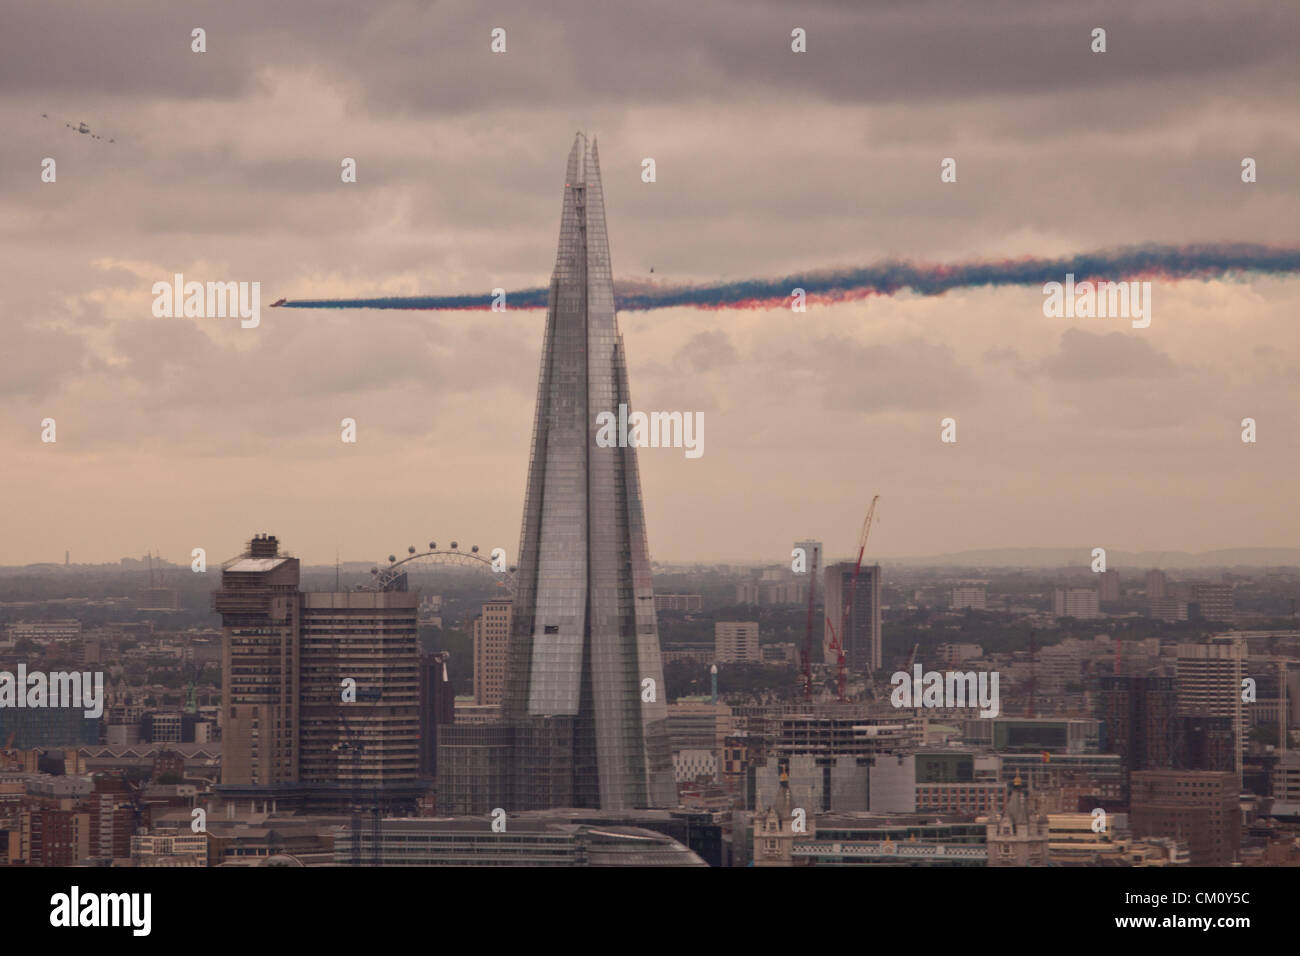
[1096,569,1121,602]
[495,133,674,810]
[1149,597,1188,622]
[417,650,454,778]
[472,599,512,705]
[298,590,420,790]
[715,622,760,664]
[1145,569,1167,601]
[823,562,882,671]
[1175,636,1246,773]
[1053,586,1101,620]
[793,540,822,575]
[214,534,424,811]
[950,586,987,610]
[1094,676,1179,789]
[213,534,301,788]
[1189,583,1234,624]
[1129,770,1240,866]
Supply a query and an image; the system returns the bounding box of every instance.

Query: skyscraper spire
[502,133,674,810]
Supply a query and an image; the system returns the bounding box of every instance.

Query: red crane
[800,545,820,702]
[828,496,880,703]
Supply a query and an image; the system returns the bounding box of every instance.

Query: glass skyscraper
[500,132,675,810]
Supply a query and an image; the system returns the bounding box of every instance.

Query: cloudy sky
[2,0,1298,567]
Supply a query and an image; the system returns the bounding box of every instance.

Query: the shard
[501,132,675,810]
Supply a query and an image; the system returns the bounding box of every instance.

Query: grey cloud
[1040,328,1177,381]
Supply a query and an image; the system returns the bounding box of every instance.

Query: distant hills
[883,548,1300,569]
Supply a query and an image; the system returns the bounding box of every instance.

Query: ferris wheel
[362,540,517,596]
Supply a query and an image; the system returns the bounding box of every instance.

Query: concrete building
[131,827,209,866]
[868,751,1004,816]
[1053,586,1101,620]
[298,590,420,791]
[334,816,705,866]
[214,534,424,812]
[654,593,702,612]
[793,540,822,575]
[5,620,82,642]
[471,599,512,706]
[1175,636,1247,773]
[715,621,760,664]
[1149,597,1188,622]
[775,714,924,759]
[666,699,732,753]
[1271,751,1300,819]
[950,587,987,611]
[1129,770,1240,866]
[1190,583,1234,624]
[213,535,302,788]
[1097,569,1121,602]
[1145,569,1167,601]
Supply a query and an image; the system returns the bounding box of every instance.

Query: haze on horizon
[2,0,1298,567]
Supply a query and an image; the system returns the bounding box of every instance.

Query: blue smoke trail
[273,243,1300,312]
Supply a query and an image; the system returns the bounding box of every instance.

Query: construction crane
[825,618,843,701]
[828,496,880,703]
[800,545,820,702]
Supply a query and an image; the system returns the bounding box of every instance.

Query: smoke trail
[273,243,1300,312]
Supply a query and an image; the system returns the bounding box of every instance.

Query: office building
[1149,597,1188,622]
[214,534,424,812]
[950,587,987,611]
[418,651,453,778]
[1094,676,1180,785]
[1190,583,1234,624]
[654,593,702,612]
[1129,770,1240,866]
[1054,586,1101,620]
[298,590,420,790]
[444,134,674,812]
[1097,569,1121,602]
[823,562,882,671]
[213,535,302,788]
[1175,637,1246,773]
[793,540,822,574]
[715,621,760,664]
[1145,569,1167,601]
[472,599,512,705]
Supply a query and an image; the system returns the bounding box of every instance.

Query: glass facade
[503,133,674,810]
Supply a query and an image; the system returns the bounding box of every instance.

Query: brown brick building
[1129,770,1240,866]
